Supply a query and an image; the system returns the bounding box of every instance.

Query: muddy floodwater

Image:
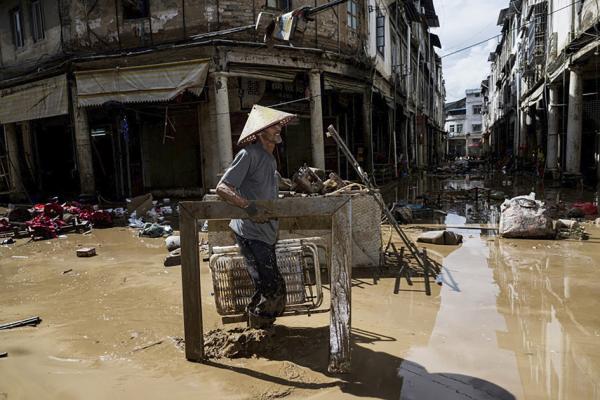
[1,177,600,399]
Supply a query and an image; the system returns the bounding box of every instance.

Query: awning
[74,59,210,107]
[521,83,545,108]
[323,73,366,93]
[0,74,69,124]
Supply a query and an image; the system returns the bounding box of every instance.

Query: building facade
[445,89,483,158]
[0,0,445,200]
[483,0,599,181]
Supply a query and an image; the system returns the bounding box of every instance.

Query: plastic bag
[499,193,554,239]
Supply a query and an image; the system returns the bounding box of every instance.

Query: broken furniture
[179,196,353,373]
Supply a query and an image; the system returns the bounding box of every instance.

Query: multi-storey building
[445,88,483,158]
[0,0,445,200]
[483,0,599,181]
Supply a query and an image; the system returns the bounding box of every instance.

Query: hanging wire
[441,0,589,59]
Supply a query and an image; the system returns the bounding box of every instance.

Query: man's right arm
[216,182,249,209]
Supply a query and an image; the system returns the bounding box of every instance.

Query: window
[376,9,385,56]
[449,125,455,133]
[391,37,398,71]
[10,7,25,48]
[123,0,150,20]
[347,0,358,30]
[266,0,291,10]
[456,124,463,133]
[472,124,482,132]
[30,0,45,42]
[473,105,482,114]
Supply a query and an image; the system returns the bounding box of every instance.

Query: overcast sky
[432,0,509,102]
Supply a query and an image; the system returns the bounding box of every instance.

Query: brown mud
[2,177,600,399]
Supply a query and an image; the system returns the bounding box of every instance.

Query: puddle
[388,173,600,399]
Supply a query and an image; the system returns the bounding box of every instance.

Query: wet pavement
[1,175,600,399]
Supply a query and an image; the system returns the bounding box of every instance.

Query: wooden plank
[181,196,348,220]
[179,204,204,362]
[328,200,352,373]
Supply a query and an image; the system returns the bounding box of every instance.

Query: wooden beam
[328,199,352,373]
[180,197,348,220]
[179,203,204,362]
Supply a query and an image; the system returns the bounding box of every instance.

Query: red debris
[572,202,598,216]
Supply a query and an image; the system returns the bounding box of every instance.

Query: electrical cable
[441,0,587,59]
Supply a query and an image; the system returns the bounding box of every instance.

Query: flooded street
[1,176,600,399]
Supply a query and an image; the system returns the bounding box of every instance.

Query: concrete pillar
[566,68,583,175]
[546,85,560,174]
[213,74,233,175]
[465,136,469,158]
[518,109,527,157]
[200,83,221,189]
[19,121,35,182]
[309,70,325,170]
[362,89,373,174]
[71,85,95,194]
[3,123,24,193]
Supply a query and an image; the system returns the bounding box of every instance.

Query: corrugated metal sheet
[0,74,68,124]
[75,59,210,107]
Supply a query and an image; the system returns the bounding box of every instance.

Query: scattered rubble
[204,327,271,359]
[76,247,97,257]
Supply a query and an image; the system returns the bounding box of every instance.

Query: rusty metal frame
[178,196,353,373]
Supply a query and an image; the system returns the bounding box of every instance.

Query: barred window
[376,10,385,57]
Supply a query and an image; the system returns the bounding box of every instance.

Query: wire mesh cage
[209,244,321,316]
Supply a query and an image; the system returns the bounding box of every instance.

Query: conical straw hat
[238,105,297,146]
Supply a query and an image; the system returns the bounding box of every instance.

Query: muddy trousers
[234,234,286,325]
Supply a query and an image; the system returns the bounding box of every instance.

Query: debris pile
[283,165,351,195]
[1,200,118,240]
[0,193,179,243]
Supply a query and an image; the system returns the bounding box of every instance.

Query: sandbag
[499,193,554,239]
[417,230,463,245]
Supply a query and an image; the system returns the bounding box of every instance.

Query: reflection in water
[400,229,524,399]
[397,215,600,399]
[385,173,600,398]
[490,241,600,400]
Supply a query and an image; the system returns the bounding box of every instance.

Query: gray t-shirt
[218,142,279,245]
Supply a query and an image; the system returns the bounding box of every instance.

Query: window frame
[375,9,385,57]
[456,124,463,133]
[266,0,291,11]
[472,124,482,132]
[347,0,359,31]
[472,105,482,114]
[10,6,25,49]
[30,0,45,43]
